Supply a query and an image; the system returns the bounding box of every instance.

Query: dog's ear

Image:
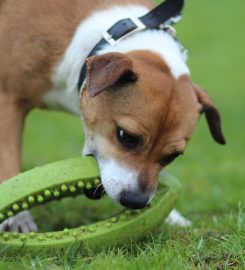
[86,52,138,97]
[193,84,226,145]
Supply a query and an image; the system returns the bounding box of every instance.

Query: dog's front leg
[0,93,23,182]
[0,92,38,232]
[166,209,191,227]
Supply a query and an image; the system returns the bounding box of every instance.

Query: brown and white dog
[0,0,225,232]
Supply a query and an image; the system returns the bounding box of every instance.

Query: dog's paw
[0,210,38,233]
[166,209,192,227]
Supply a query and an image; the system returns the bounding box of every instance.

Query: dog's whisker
[92,183,103,198]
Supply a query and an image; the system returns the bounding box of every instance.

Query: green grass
[1,0,245,269]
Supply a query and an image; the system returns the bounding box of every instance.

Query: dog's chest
[42,87,81,115]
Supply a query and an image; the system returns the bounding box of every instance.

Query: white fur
[98,29,189,79]
[82,124,95,156]
[43,6,148,114]
[98,158,139,203]
[0,210,38,233]
[43,5,189,113]
[81,132,140,203]
[166,209,191,227]
[43,88,81,115]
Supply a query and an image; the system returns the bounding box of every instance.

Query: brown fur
[81,50,224,193]
[0,0,153,182]
[87,53,137,97]
[0,92,26,180]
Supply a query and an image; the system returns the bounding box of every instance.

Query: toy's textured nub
[0,157,181,256]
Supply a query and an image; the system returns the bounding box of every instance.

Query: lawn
[1,0,245,269]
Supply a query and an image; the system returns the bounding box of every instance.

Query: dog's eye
[160,152,183,165]
[116,127,140,150]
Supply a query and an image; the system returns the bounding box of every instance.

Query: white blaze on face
[82,130,150,204]
[82,133,158,205]
[97,158,139,203]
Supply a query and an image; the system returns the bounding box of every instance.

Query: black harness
[77,0,184,92]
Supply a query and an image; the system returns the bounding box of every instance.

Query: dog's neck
[44,5,189,115]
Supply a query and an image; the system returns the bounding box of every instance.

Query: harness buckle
[103,17,146,46]
[159,24,177,38]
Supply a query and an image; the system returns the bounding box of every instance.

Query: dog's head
[80,50,225,208]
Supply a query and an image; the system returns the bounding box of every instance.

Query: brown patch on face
[81,50,220,194]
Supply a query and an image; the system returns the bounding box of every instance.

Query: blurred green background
[14,0,245,268]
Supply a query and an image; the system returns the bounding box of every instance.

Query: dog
[0,0,225,232]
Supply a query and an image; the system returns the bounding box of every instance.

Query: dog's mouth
[83,183,105,200]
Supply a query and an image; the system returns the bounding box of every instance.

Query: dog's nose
[119,191,149,209]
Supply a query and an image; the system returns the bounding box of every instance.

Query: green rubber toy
[0,157,180,256]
